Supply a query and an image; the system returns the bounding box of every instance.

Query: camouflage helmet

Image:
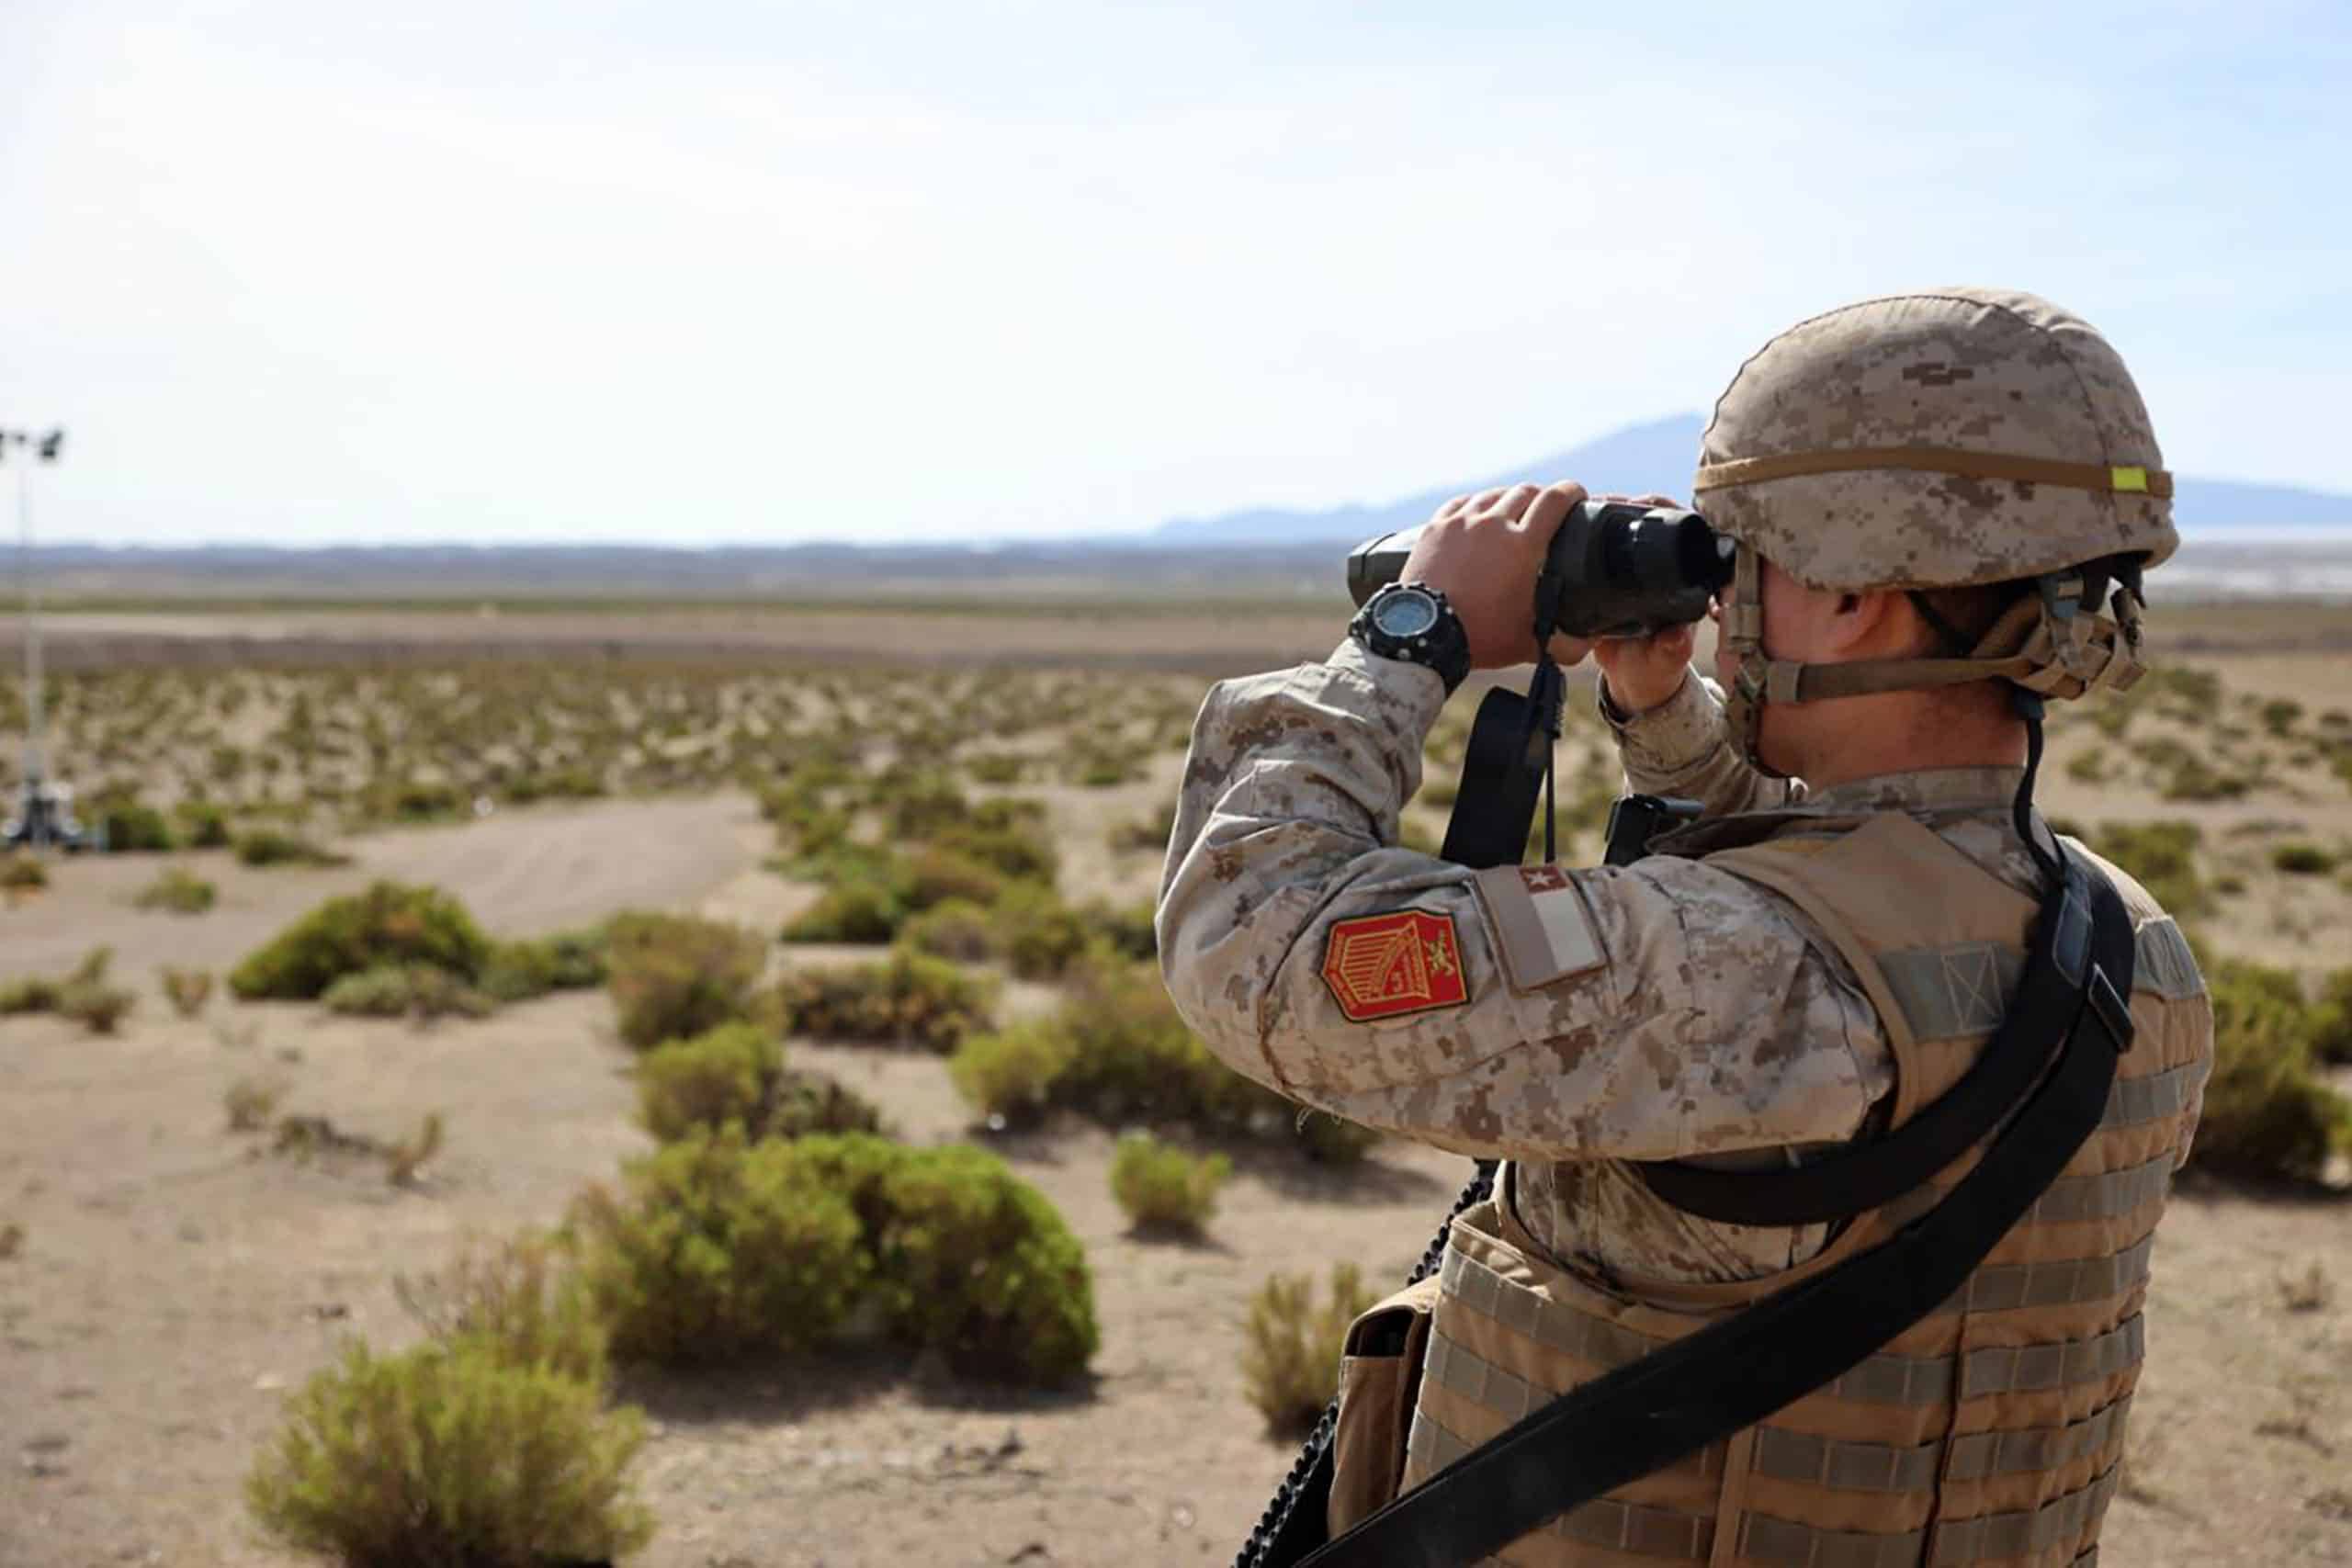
[1693,288,2177,589]
[1690,288,2170,773]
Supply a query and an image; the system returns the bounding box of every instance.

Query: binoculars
[1347,501,1735,639]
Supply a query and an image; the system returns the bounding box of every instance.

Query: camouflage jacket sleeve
[1157,642,1890,1162]
[1600,666,1805,817]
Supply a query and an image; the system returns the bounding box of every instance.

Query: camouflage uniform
[1158,646,2201,1287]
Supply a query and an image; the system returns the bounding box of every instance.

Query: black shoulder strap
[1291,845,2136,1568]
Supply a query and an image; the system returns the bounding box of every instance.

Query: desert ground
[3,600,2349,1568]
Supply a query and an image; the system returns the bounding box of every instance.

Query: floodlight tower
[3,427,66,849]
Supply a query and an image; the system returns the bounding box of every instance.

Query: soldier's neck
[1782,693,2029,793]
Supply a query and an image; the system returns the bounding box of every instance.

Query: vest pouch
[1327,1276,1442,1536]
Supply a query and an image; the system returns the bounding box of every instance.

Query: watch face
[1373,590,1441,639]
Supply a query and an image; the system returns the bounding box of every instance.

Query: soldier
[1159,288,2215,1566]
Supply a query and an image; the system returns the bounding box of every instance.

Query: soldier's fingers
[1478,483,1541,522]
[1430,492,1478,524]
[1631,492,1684,509]
[1519,480,1590,540]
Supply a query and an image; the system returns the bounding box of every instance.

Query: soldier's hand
[1592,626,1695,713]
[1402,481,1596,670]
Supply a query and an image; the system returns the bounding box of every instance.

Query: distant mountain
[1149,413,2352,543]
[1149,415,1706,546]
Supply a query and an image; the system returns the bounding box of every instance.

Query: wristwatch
[1349,582,1472,694]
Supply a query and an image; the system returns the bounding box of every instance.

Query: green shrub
[234,829,349,868]
[1110,1133,1230,1236]
[0,850,46,890]
[1107,801,1178,854]
[0,974,62,1014]
[500,767,606,805]
[902,897,999,962]
[879,773,973,840]
[963,751,1028,784]
[362,777,468,823]
[933,818,1058,886]
[949,1021,1078,1126]
[99,799,176,852]
[638,1022,782,1142]
[4,948,131,1032]
[781,876,908,943]
[2271,842,2339,876]
[174,800,233,849]
[475,931,604,1004]
[1001,886,1092,979]
[769,1072,889,1139]
[1241,1264,1377,1437]
[603,912,765,1051]
[478,939,558,1003]
[323,964,497,1022]
[2188,958,2352,1183]
[1048,958,1274,1128]
[61,978,135,1034]
[230,882,491,1002]
[571,1127,869,1363]
[904,845,1008,911]
[791,1135,1099,1384]
[243,1337,653,1568]
[776,949,997,1052]
[2089,820,2209,916]
[1078,898,1159,962]
[161,965,214,1018]
[394,1231,608,1385]
[225,1075,289,1132]
[133,865,217,914]
[2313,970,2352,1067]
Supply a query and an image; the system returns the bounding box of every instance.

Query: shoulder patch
[1471,863,1607,992]
[1320,909,1470,1021]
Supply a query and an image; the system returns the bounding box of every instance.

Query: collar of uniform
[1800,766,2026,817]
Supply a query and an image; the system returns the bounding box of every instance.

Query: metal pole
[20,458,46,837]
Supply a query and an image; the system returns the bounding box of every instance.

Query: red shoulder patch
[1320,909,1470,1022]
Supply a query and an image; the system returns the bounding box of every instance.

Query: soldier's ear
[1823,587,1912,660]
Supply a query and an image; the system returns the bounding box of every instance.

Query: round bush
[781,877,908,944]
[2189,958,2352,1182]
[231,882,492,1001]
[792,1135,1098,1384]
[245,1337,653,1568]
[602,912,765,1051]
[949,1022,1076,1125]
[638,1023,783,1142]
[572,1128,868,1363]
[1110,1133,1230,1236]
[903,898,1000,963]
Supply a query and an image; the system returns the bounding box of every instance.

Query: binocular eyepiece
[1347,501,1735,640]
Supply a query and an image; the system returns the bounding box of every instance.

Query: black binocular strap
[1292,847,2135,1568]
[1633,888,2112,1226]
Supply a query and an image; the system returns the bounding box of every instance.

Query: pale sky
[2,1,2346,546]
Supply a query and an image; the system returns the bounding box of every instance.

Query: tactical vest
[1330,812,2210,1567]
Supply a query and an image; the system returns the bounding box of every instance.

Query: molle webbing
[1405,1409,2122,1568]
[1691,446,2172,500]
[1437,1247,2153,1403]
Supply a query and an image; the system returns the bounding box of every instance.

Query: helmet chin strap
[1716,544,2150,786]
[1719,546,1787,778]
